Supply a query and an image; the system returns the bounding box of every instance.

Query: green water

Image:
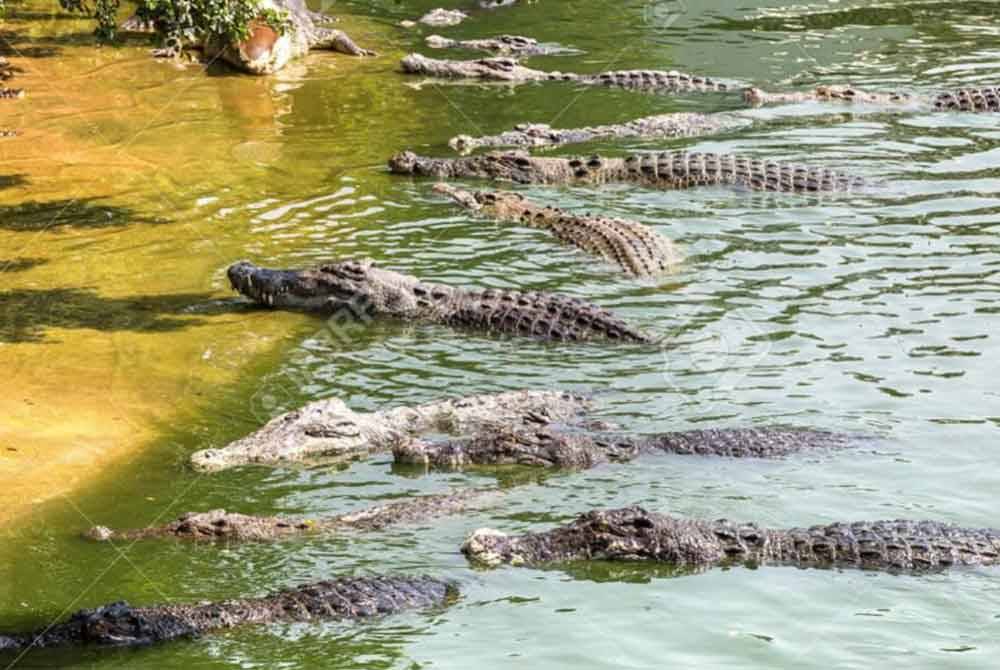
[3,0,1000,667]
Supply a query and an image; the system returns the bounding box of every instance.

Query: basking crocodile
[463,506,1000,574]
[400,54,730,93]
[85,490,492,543]
[390,150,869,193]
[426,34,577,57]
[448,112,745,153]
[0,576,452,651]
[226,259,651,343]
[190,389,589,471]
[433,183,679,277]
[132,0,375,74]
[745,84,1000,113]
[395,424,860,470]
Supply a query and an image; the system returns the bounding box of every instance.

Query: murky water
[2,0,999,667]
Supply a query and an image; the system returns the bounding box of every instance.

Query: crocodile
[463,506,1000,574]
[85,490,493,543]
[395,424,860,470]
[137,0,375,74]
[226,259,652,343]
[389,150,869,193]
[400,54,730,94]
[433,183,679,277]
[448,112,746,153]
[745,84,1000,113]
[0,576,452,651]
[415,8,468,26]
[190,389,590,471]
[425,34,578,57]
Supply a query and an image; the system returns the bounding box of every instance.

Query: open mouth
[226,261,367,311]
[227,261,299,306]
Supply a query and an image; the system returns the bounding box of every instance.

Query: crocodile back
[447,288,651,342]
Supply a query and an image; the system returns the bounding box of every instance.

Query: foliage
[58,0,290,51]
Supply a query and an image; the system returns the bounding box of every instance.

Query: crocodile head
[227,259,427,315]
[190,396,374,471]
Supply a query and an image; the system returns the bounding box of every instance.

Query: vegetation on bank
[1,0,290,55]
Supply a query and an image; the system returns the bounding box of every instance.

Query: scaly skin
[463,506,1000,573]
[433,183,680,277]
[448,113,745,153]
[400,54,730,93]
[0,576,453,651]
[426,34,577,57]
[85,490,493,543]
[226,259,651,343]
[189,389,590,471]
[394,424,860,470]
[746,84,1000,113]
[390,150,869,193]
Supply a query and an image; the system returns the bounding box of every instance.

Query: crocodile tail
[932,86,1000,112]
[447,289,650,342]
[0,634,24,651]
[644,427,857,458]
[780,521,1000,570]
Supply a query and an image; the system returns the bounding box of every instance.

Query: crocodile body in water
[463,506,1000,574]
[426,34,578,57]
[745,84,1000,113]
[190,390,589,471]
[448,113,746,153]
[0,576,452,651]
[401,54,730,94]
[390,150,869,194]
[433,183,679,277]
[226,259,651,343]
[395,424,861,470]
[85,490,492,543]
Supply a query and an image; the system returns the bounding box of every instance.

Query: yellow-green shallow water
[1,0,1000,667]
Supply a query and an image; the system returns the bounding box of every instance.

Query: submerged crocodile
[130,0,375,74]
[463,506,1000,574]
[390,150,869,193]
[395,424,860,470]
[425,34,578,57]
[745,84,1000,113]
[227,259,651,343]
[448,112,746,153]
[190,389,589,471]
[433,183,679,277]
[85,490,492,543]
[401,54,730,93]
[0,576,452,651]
[412,8,468,27]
